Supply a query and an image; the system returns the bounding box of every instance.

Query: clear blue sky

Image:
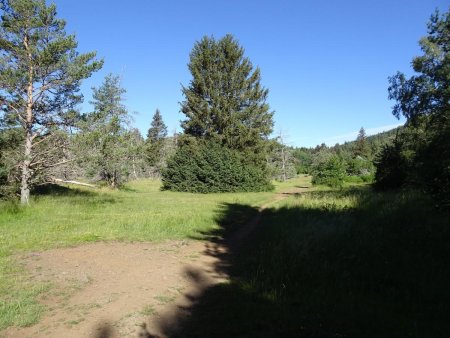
[56,0,448,147]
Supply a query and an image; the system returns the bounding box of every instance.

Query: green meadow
[1,177,449,337]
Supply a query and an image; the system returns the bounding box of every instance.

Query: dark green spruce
[163,34,274,193]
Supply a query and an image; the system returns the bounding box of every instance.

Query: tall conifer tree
[0,0,103,204]
[180,34,273,159]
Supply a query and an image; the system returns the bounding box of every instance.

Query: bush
[162,139,273,193]
[344,174,375,184]
[311,154,347,188]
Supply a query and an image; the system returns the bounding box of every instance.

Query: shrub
[311,154,347,188]
[162,139,273,193]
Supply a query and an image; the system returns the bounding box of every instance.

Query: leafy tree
[76,74,133,188]
[311,153,347,188]
[382,8,450,205]
[292,147,314,174]
[180,34,273,159]
[0,0,103,204]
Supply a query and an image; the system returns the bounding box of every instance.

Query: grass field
[1,177,449,337]
[0,178,295,329]
[165,186,450,338]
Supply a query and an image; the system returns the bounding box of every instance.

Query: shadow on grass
[32,183,97,197]
[32,183,117,206]
[155,187,450,338]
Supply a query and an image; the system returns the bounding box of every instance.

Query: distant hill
[331,126,402,155]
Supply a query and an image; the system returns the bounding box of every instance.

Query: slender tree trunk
[21,41,33,205]
[20,129,32,204]
[132,158,138,179]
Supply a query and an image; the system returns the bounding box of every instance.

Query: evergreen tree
[383,9,450,205]
[147,109,167,142]
[76,74,133,188]
[180,34,273,159]
[354,127,369,158]
[163,35,274,192]
[145,109,168,169]
[0,0,103,204]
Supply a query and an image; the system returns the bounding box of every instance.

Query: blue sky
[56,0,447,147]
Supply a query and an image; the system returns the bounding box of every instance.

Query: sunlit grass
[0,177,308,330]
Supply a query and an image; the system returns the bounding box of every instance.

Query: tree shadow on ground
[32,183,117,206]
[155,187,450,338]
[32,183,97,197]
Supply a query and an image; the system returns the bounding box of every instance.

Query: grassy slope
[171,186,450,338]
[0,178,287,330]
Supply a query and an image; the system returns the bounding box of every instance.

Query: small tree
[311,153,347,188]
[0,0,103,204]
[268,130,296,181]
[77,74,132,188]
[353,127,370,158]
[147,109,167,142]
[145,109,168,168]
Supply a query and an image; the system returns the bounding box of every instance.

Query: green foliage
[165,34,274,192]
[145,109,168,169]
[0,128,21,198]
[267,138,297,181]
[292,147,314,174]
[0,0,102,203]
[162,138,273,193]
[353,127,370,158]
[181,34,273,158]
[146,109,167,142]
[380,9,450,206]
[76,74,135,188]
[311,153,347,188]
[346,156,373,176]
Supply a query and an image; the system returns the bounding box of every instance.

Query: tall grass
[165,186,450,337]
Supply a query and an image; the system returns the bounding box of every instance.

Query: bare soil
[2,187,306,338]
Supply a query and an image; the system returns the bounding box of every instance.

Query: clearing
[0,178,308,338]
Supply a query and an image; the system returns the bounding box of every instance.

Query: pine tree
[76,74,132,188]
[145,109,168,168]
[0,0,103,204]
[180,34,273,158]
[147,109,167,142]
[354,127,369,158]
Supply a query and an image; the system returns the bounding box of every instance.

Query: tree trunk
[20,131,32,204]
[21,56,34,205]
[281,147,287,182]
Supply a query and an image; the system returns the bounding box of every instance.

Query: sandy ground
[1,187,306,338]
[3,240,227,338]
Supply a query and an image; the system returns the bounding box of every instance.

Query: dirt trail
[2,187,306,338]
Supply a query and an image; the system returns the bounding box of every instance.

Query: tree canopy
[181,34,273,155]
[0,0,103,203]
[377,8,450,206]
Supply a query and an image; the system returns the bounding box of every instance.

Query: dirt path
[2,187,306,338]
